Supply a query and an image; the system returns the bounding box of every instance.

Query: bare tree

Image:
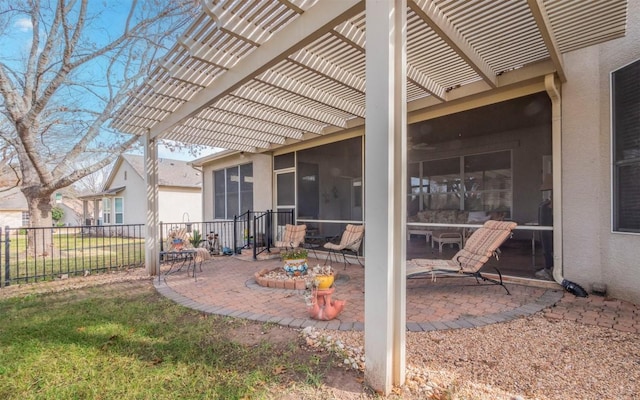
[0,0,196,254]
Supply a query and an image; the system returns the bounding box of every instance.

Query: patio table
[160,249,202,281]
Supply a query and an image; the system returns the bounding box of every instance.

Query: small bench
[407,228,432,244]
[431,231,463,253]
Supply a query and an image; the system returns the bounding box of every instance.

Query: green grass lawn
[0,281,348,399]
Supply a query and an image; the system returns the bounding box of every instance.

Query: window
[408,150,512,216]
[612,59,640,232]
[103,198,111,224]
[213,163,253,219]
[114,197,124,224]
[21,211,30,227]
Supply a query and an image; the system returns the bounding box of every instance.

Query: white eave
[110,0,628,153]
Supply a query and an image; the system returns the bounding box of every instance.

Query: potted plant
[308,264,335,289]
[281,248,309,276]
[189,229,202,249]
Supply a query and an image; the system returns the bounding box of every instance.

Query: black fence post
[4,226,10,287]
[245,210,251,253]
[266,210,273,251]
[252,215,257,260]
[233,215,238,254]
[159,222,164,252]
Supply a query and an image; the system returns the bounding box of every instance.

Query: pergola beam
[407,64,447,101]
[409,0,497,88]
[527,0,567,82]
[149,0,364,140]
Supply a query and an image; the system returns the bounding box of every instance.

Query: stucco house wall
[561,0,640,303]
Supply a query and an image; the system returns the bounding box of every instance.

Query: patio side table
[160,249,202,281]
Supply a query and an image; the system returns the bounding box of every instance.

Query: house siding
[159,187,202,223]
[562,0,640,303]
[109,162,145,225]
[0,211,24,228]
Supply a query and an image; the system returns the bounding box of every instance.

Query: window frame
[611,58,640,233]
[102,198,111,224]
[114,197,124,225]
[408,150,513,216]
[21,211,30,227]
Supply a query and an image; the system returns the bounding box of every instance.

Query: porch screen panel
[213,164,253,220]
[613,59,640,232]
[422,157,461,210]
[226,167,240,218]
[408,162,421,216]
[240,163,253,214]
[276,172,295,206]
[296,137,363,237]
[274,153,295,170]
[463,151,512,217]
[214,170,225,219]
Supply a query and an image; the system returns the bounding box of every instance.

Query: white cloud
[14,18,33,32]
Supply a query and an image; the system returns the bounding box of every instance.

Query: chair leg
[354,251,364,267]
[341,251,348,270]
[325,249,340,266]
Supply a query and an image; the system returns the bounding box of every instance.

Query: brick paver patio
[154,255,640,333]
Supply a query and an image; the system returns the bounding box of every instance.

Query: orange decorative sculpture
[306,287,345,320]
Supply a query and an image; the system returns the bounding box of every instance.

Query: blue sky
[1,1,220,163]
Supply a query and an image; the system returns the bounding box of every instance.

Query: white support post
[364,0,407,394]
[144,134,160,277]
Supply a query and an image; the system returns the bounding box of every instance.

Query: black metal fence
[1,211,298,287]
[1,224,145,287]
[159,209,295,259]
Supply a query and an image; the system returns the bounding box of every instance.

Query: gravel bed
[302,317,640,399]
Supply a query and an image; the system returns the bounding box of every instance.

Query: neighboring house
[0,187,82,228]
[81,154,202,228]
[0,187,30,228]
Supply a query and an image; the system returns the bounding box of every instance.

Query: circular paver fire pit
[254,267,309,290]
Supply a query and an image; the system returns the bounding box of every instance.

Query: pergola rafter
[111,0,627,169]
